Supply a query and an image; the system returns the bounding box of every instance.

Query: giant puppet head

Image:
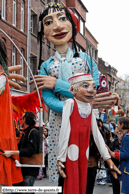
[97,75,109,94]
[69,72,96,103]
[38,1,80,68]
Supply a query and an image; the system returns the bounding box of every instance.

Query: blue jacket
[119,130,129,194]
[40,51,99,113]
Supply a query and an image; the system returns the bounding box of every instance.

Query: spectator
[108,117,129,194]
[86,118,106,194]
[109,130,123,194]
[3,111,40,189]
[43,125,48,178]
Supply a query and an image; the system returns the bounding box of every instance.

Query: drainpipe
[27,0,31,93]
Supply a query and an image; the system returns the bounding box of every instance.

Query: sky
[83,0,129,78]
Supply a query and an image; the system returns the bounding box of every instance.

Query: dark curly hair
[24,111,36,126]
[0,37,8,66]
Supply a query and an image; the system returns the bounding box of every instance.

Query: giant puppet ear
[67,9,80,43]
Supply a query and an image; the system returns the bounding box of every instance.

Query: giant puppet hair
[37,3,79,69]
[0,37,9,75]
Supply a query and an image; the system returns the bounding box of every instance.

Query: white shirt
[0,74,6,95]
[57,98,111,162]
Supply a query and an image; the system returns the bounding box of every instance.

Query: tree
[115,74,129,109]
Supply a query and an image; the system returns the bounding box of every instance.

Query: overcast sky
[83,0,129,78]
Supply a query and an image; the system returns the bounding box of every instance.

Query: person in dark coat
[3,111,40,189]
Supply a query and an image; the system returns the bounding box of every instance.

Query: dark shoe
[43,175,47,178]
[36,177,42,180]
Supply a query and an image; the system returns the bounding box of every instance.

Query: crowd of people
[1,1,129,194]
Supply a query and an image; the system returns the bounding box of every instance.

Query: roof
[116,76,124,82]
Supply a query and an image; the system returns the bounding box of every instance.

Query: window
[30,11,37,34]
[2,0,6,20]
[13,0,16,26]
[30,15,33,33]
[20,49,24,76]
[12,46,16,74]
[21,1,24,31]
[80,18,84,35]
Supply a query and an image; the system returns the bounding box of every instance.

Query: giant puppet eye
[101,80,107,87]
[58,15,67,21]
[45,19,53,26]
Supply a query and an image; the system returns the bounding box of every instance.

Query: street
[34,177,112,194]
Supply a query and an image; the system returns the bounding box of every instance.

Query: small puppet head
[69,72,96,103]
[97,75,108,94]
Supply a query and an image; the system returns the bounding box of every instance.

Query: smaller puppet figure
[57,73,121,194]
[97,74,109,94]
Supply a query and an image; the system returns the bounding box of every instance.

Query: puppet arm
[57,99,73,177]
[91,112,121,178]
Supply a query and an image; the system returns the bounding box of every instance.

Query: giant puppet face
[43,10,72,46]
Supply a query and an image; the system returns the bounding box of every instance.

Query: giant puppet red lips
[53,32,68,39]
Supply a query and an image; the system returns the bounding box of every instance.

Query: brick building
[0,0,28,95]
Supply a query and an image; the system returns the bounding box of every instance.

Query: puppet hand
[8,65,25,89]
[106,158,121,179]
[93,92,117,109]
[2,150,13,158]
[57,161,66,178]
[29,75,57,91]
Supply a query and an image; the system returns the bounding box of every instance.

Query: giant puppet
[29,1,118,182]
[0,37,24,186]
[57,72,121,194]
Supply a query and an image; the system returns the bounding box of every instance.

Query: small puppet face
[71,80,96,103]
[43,10,72,46]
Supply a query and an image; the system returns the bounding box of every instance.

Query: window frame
[21,0,24,31]
[2,0,6,20]
[13,0,16,26]
[20,49,24,76]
